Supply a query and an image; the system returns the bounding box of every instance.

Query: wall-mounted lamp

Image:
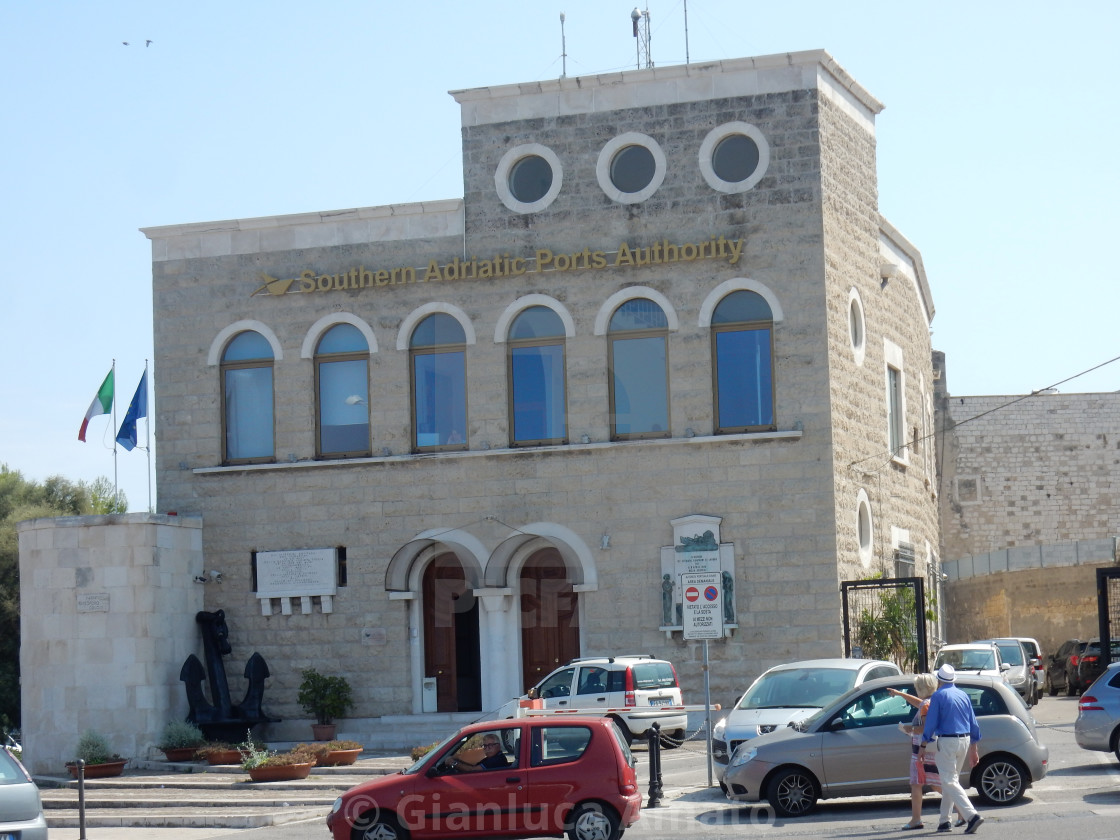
[880,263,900,289]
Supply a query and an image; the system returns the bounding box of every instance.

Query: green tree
[853,575,936,673]
[0,465,127,732]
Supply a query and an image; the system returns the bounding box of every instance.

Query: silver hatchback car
[721,674,1048,817]
[0,745,48,840]
[1075,660,1120,762]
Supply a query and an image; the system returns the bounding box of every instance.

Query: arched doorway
[519,548,579,692]
[422,553,481,712]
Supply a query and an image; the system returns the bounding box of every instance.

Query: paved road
[48,695,1119,839]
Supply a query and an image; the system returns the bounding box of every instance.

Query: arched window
[410,313,467,451]
[711,290,775,433]
[508,306,567,446]
[221,330,274,463]
[314,323,370,457]
[608,298,669,439]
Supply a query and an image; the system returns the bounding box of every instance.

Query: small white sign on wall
[77,592,110,613]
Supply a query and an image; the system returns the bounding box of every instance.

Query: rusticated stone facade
[126,51,938,743]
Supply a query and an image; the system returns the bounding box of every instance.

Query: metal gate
[1096,567,1120,670]
[841,577,928,673]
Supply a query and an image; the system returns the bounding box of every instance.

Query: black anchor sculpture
[179,609,279,741]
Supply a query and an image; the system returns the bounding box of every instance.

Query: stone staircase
[36,753,412,830]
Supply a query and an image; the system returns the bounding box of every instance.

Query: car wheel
[1066,674,1077,696]
[974,755,1027,805]
[1045,673,1056,696]
[566,801,622,840]
[352,812,409,840]
[660,729,685,749]
[765,767,819,817]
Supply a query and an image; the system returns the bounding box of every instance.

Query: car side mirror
[1000,663,1011,671]
[827,717,846,731]
[527,687,539,700]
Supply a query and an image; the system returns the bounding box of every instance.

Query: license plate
[649,697,672,706]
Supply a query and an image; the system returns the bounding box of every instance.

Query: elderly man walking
[919,664,983,834]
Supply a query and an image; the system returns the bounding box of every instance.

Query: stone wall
[17,514,203,774]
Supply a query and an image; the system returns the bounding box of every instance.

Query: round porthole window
[509,155,553,204]
[596,132,666,204]
[610,144,656,194]
[856,491,873,568]
[699,122,770,193]
[495,144,563,214]
[848,288,866,366]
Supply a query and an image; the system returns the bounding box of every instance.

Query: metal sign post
[681,571,724,786]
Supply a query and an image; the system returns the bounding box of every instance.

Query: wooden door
[520,548,579,692]
[423,553,474,712]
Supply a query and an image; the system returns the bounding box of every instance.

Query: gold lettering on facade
[250,235,746,296]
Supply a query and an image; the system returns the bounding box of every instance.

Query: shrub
[74,729,119,765]
[297,669,354,724]
[157,721,205,750]
[411,740,440,762]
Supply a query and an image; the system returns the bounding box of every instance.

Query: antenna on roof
[560,12,567,79]
[683,0,690,65]
[631,6,652,70]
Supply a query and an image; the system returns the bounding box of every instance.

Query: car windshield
[937,648,995,672]
[735,667,859,710]
[402,729,460,775]
[995,643,1023,666]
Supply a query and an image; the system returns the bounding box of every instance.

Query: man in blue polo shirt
[919,664,983,834]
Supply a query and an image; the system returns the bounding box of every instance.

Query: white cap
[936,663,957,683]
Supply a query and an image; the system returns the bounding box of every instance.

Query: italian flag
[78,369,114,442]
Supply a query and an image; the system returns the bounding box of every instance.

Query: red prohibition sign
[704,586,719,601]
[684,587,700,602]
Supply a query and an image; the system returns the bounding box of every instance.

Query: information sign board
[681,571,724,640]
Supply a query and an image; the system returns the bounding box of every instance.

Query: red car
[327,716,641,840]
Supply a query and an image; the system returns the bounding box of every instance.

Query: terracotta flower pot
[204,749,243,765]
[316,748,362,767]
[160,747,200,762]
[247,761,314,782]
[67,760,127,779]
[310,723,337,741]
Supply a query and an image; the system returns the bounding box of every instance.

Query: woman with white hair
[889,674,965,830]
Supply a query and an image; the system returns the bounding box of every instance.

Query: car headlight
[713,718,726,739]
[331,796,342,814]
[729,746,758,768]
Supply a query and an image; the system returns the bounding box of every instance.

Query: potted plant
[296,739,363,767]
[297,668,353,740]
[67,729,127,779]
[198,740,249,766]
[240,733,315,782]
[157,721,205,761]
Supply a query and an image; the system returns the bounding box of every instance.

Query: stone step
[45,805,327,829]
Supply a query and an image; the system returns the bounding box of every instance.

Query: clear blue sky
[3,1,1117,512]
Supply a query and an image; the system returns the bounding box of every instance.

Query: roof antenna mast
[560,12,567,79]
[631,6,652,70]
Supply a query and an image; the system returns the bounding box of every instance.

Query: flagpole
[111,358,118,499]
[145,359,152,512]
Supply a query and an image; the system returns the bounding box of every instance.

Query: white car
[712,658,901,776]
[1016,637,1046,691]
[934,643,1008,681]
[496,655,687,746]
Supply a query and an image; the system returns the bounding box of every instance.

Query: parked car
[0,745,48,840]
[1075,661,1120,763]
[1015,637,1045,693]
[1077,638,1120,690]
[975,638,1037,705]
[496,654,685,746]
[933,643,1006,681]
[711,658,901,776]
[327,716,640,840]
[720,674,1048,817]
[1047,638,1086,695]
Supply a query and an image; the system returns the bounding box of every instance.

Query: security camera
[193,575,208,584]
[209,570,223,584]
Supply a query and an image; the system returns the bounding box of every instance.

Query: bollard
[646,722,663,807]
[77,758,87,839]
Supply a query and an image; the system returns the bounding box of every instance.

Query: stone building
[935,352,1120,656]
[21,49,941,763]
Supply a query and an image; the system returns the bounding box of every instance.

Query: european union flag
[115,370,148,451]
